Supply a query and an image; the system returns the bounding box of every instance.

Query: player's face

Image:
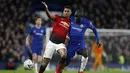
[74,10,83,23]
[35,18,42,25]
[63,8,71,18]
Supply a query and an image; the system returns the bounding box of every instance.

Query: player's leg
[93,57,98,70]
[32,53,38,73]
[57,59,72,73]
[32,47,38,73]
[77,49,88,73]
[32,53,38,63]
[56,55,74,73]
[56,45,75,73]
[34,49,43,73]
[39,41,55,73]
[57,47,67,58]
[55,56,66,73]
[98,58,103,70]
[37,55,43,68]
[61,53,74,70]
[55,44,67,73]
[37,50,43,63]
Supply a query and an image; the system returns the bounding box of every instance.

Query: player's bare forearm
[45,8,55,20]
[42,2,56,20]
[43,36,46,54]
[64,37,70,46]
[26,35,31,48]
[26,36,31,42]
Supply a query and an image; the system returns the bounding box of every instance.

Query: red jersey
[50,14,71,44]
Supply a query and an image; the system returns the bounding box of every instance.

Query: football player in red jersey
[38,2,72,73]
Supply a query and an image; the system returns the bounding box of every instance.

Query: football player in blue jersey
[24,23,34,60]
[26,16,46,73]
[56,9,101,73]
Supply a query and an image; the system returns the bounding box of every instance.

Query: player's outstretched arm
[42,2,56,20]
[89,22,100,44]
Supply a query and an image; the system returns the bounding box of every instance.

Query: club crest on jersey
[71,22,74,24]
[80,24,84,28]
[41,30,43,33]
[33,30,36,33]
[60,21,70,29]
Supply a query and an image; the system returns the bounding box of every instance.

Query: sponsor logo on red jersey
[59,21,70,29]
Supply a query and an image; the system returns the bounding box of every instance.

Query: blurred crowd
[0,0,130,65]
[86,36,130,64]
[70,0,130,29]
[0,0,32,62]
[103,36,130,64]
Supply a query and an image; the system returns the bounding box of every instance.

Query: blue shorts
[66,42,87,60]
[31,45,43,56]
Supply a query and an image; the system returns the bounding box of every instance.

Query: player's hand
[97,43,101,48]
[96,41,102,48]
[42,2,48,9]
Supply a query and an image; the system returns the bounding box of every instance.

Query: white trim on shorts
[43,40,66,59]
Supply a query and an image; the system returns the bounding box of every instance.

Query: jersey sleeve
[44,27,46,35]
[54,14,60,19]
[88,21,100,44]
[28,27,33,36]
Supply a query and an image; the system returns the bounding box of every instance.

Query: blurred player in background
[92,41,106,70]
[38,2,71,73]
[24,22,34,60]
[56,9,101,73]
[26,16,46,73]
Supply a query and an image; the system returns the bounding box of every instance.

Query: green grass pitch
[0,65,129,73]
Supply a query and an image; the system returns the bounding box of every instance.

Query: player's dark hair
[77,9,84,14]
[64,5,72,10]
[75,9,84,17]
[34,15,41,20]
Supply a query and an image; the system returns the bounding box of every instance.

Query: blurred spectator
[87,36,130,64]
[0,0,32,62]
[70,0,130,29]
[6,58,16,70]
[0,49,8,62]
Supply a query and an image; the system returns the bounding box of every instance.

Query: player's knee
[37,56,43,63]
[61,52,67,58]
[59,49,67,58]
[32,55,37,62]
[42,58,50,66]
[84,54,88,58]
[82,53,88,58]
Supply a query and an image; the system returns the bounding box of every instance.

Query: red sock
[56,64,63,73]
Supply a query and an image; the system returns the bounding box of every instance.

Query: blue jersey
[29,26,46,49]
[66,17,100,60]
[69,17,99,44]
